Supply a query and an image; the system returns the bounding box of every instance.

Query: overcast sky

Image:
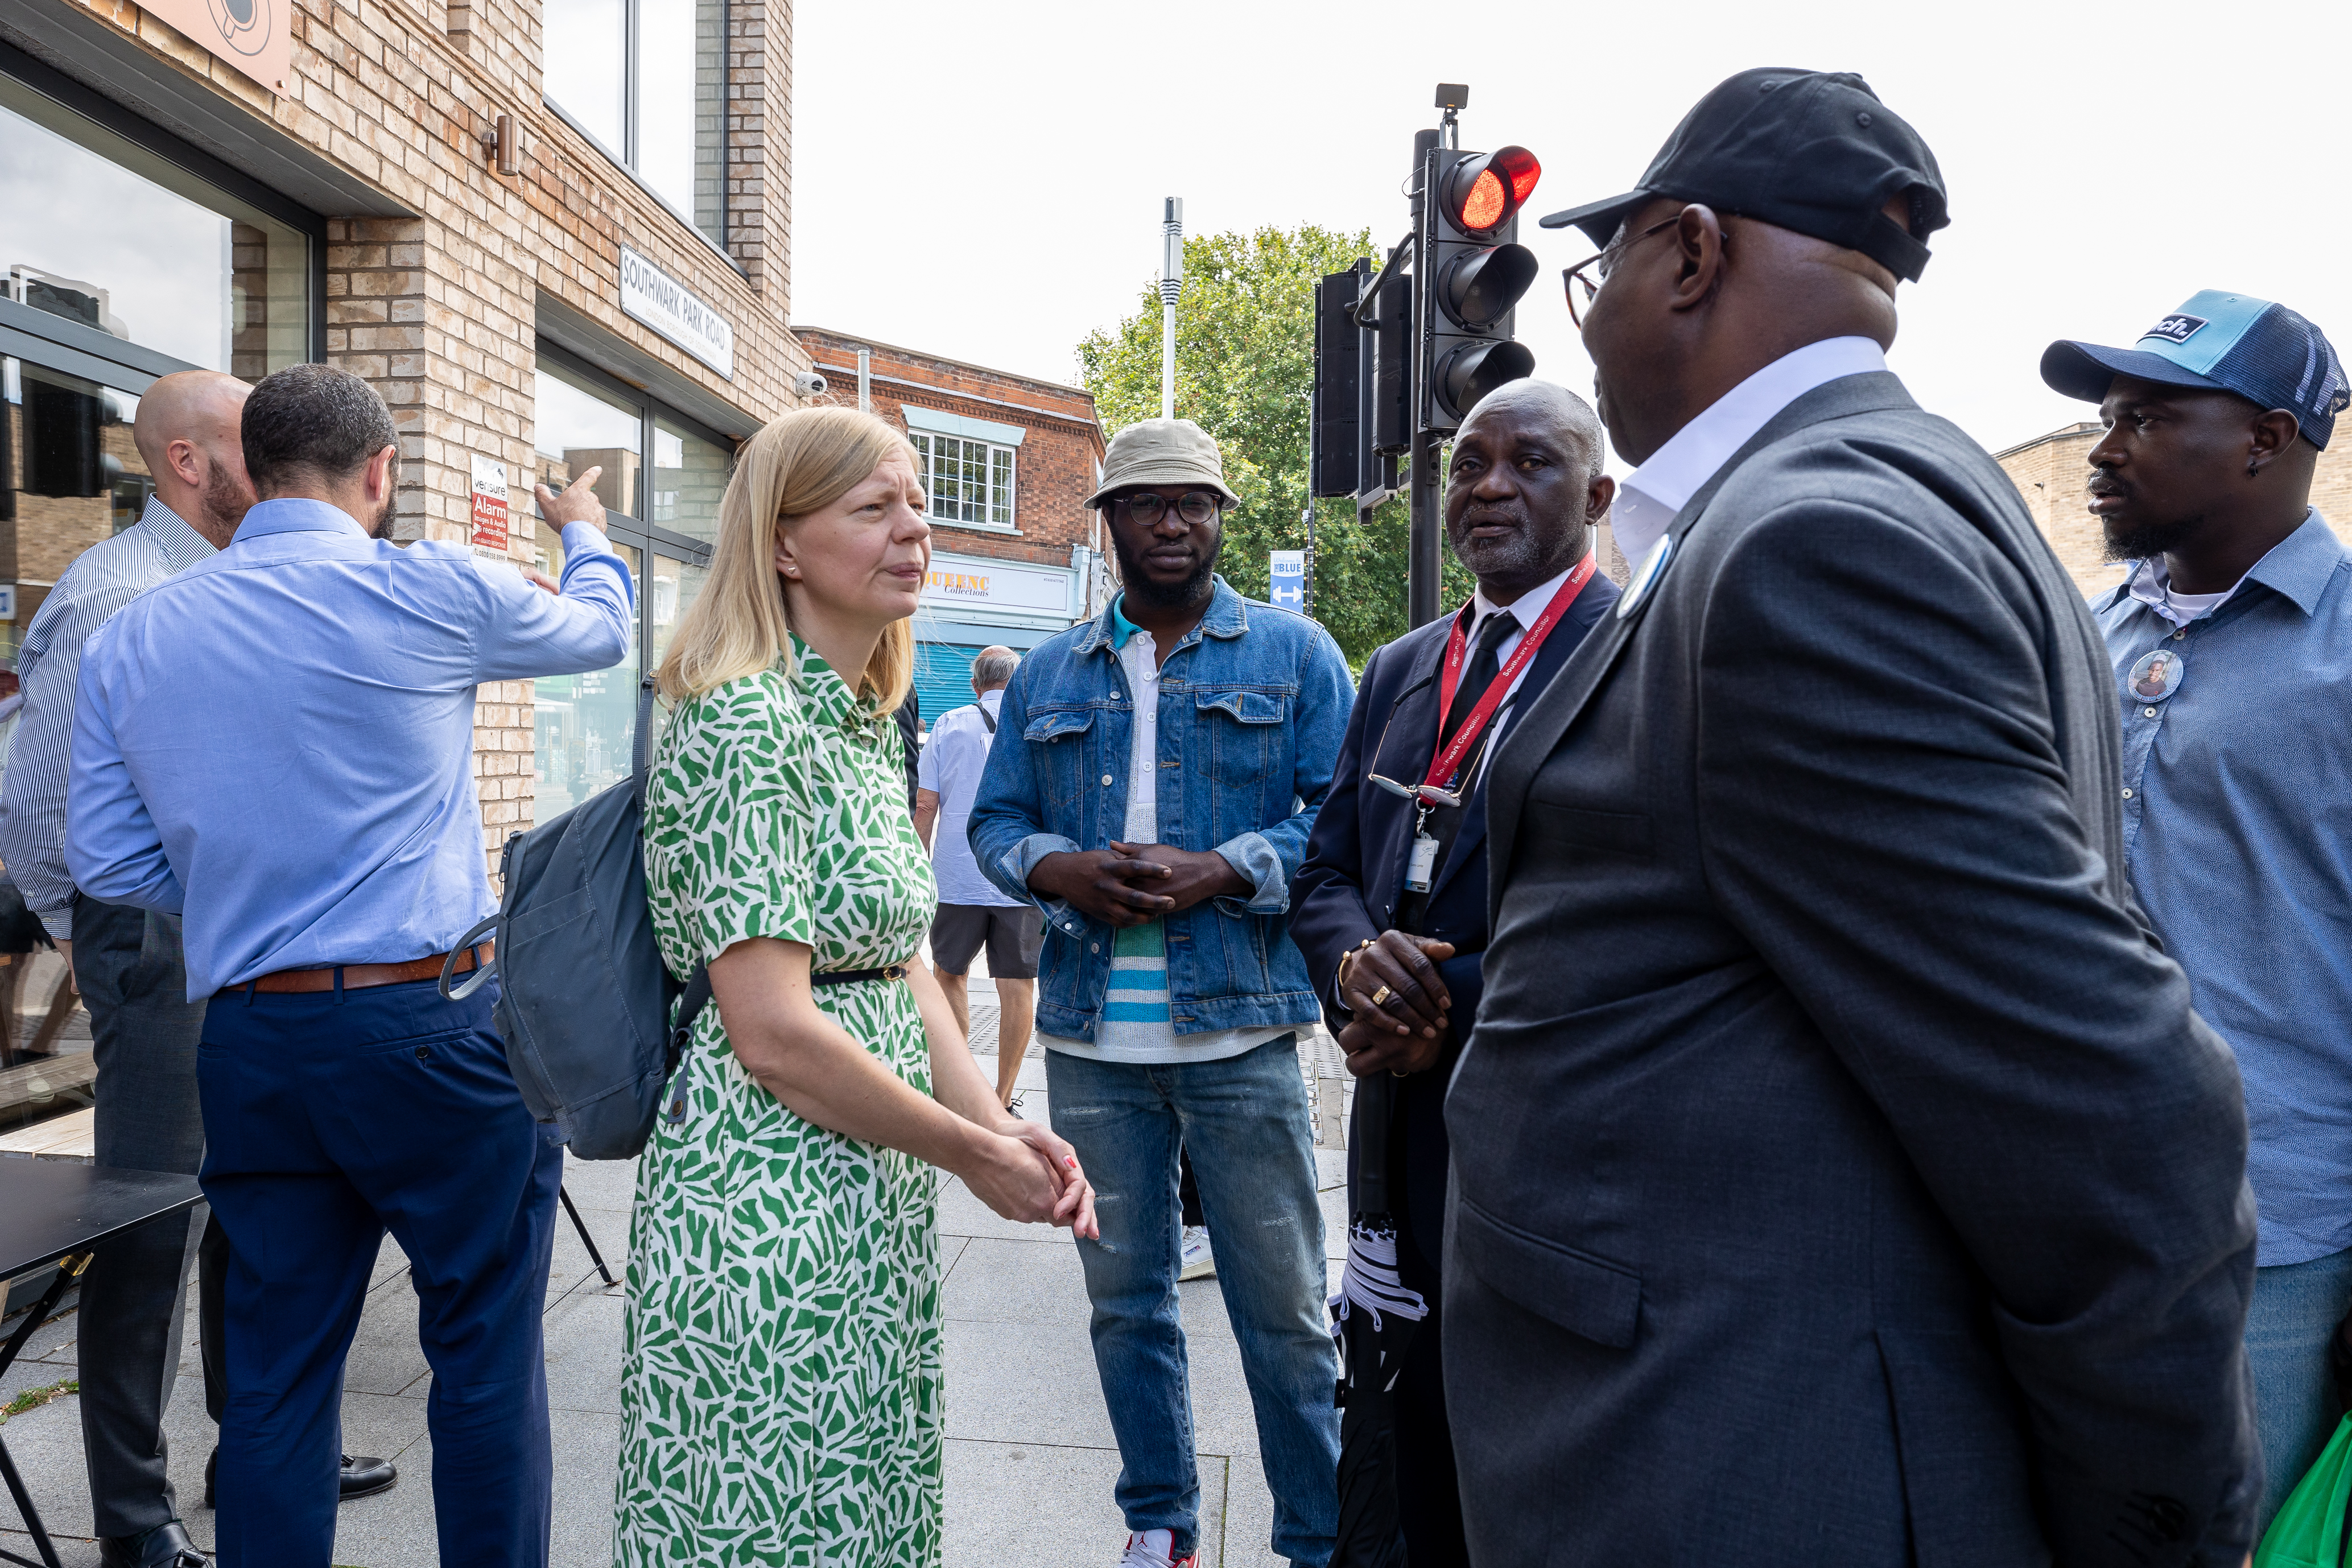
[791,0,2347,466]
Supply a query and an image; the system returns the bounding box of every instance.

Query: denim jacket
[968,576,1356,1041]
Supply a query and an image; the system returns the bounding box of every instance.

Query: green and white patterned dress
[617,638,943,1567]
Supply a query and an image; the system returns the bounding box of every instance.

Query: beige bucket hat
[1084,418,1241,510]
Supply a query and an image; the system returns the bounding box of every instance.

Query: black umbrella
[1331,1071,1430,1568]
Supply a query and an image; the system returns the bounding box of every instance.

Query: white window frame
[911,429,1018,534]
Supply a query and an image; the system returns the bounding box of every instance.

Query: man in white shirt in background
[914,645,1041,1107]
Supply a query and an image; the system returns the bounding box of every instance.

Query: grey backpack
[440,679,711,1160]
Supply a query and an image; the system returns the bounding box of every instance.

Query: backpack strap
[632,676,659,807]
[977,702,997,735]
[666,964,713,1076]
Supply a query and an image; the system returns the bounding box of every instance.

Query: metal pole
[1301,505,1315,618]
[856,346,871,412]
[1407,129,1441,629]
[1408,431,1441,628]
[1160,197,1184,421]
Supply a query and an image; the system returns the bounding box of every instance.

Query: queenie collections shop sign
[142,0,291,93]
[617,246,735,380]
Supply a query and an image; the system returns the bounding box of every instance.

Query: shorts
[930,903,1044,980]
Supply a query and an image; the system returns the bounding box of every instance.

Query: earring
[2248,458,2262,477]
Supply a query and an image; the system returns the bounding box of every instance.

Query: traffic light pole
[1408,430,1442,629]
[1407,123,1441,630]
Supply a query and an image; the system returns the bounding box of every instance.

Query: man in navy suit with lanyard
[1293,379,1617,1564]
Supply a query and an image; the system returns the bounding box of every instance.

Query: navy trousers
[196,975,561,1568]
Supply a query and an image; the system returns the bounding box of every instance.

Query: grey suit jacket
[1445,372,2259,1567]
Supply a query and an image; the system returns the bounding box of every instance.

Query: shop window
[1,74,310,380]
[911,431,1015,531]
[543,0,728,250]
[529,347,724,815]
[651,415,729,540]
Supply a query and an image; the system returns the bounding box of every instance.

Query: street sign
[1268,550,1306,611]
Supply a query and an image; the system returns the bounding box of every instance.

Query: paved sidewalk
[0,1044,1349,1566]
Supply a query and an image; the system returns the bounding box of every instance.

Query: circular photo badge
[2128,647,2185,702]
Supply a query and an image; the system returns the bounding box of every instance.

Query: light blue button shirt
[2096,508,2352,1265]
[66,498,634,1000]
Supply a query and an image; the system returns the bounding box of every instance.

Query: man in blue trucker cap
[2045,291,2351,1534]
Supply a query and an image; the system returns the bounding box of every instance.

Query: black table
[0,1160,202,1568]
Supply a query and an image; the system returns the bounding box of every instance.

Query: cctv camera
[793,370,828,398]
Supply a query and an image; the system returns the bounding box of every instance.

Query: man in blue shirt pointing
[2042,291,2351,1533]
[67,363,634,1567]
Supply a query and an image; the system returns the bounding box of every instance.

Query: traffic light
[1309,258,1404,509]
[1418,139,1541,431]
[1309,266,1360,500]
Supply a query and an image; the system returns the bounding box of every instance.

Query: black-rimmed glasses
[1116,492,1223,527]
[1560,216,1682,328]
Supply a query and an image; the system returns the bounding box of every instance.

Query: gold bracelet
[1336,936,1378,998]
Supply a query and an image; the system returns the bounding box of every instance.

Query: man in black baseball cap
[1449,66,2262,1568]
[1543,66,1947,283]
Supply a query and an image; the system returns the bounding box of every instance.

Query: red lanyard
[1425,553,1596,790]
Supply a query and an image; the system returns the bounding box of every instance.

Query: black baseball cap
[1540,67,1950,283]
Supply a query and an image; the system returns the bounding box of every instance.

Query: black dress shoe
[203,1448,398,1507]
[340,1452,398,1500]
[97,1519,208,1567]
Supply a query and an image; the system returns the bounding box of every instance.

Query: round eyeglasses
[1560,216,1683,328]
[1117,492,1223,527]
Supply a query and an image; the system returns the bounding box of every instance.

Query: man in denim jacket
[969,419,1353,1568]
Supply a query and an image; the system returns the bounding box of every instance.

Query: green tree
[1077,224,1470,668]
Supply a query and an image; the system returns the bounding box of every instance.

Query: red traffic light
[1443,146,1541,236]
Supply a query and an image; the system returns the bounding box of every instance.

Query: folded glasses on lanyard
[1367,773,1464,811]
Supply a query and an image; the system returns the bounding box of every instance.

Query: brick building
[0,0,822,1127]
[0,0,831,833]
[1997,421,2352,596]
[792,327,1108,725]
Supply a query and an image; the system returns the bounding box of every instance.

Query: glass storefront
[530,345,727,816]
[0,59,319,1134]
[1,73,310,381]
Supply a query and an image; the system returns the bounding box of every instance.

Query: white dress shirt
[1611,336,1890,570]
[1449,558,1586,789]
[1464,558,1583,707]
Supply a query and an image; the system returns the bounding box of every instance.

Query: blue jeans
[199,976,562,1568]
[2249,1247,2352,1534]
[1047,1038,1340,1566]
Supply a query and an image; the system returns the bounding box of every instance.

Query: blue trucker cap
[2041,290,2347,450]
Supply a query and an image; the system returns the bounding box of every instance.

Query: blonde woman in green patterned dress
[620,407,1098,1566]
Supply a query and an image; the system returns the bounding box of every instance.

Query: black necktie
[1396,611,1518,932]
[1441,610,1519,749]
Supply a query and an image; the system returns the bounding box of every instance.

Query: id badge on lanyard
[1405,824,1440,893]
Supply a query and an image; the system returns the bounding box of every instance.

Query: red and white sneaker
[1119,1528,1198,1568]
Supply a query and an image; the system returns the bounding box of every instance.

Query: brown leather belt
[246,943,493,995]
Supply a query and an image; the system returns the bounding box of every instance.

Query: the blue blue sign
[1268,550,1306,611]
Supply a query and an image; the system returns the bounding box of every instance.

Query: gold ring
[1371,984,1397,1008]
